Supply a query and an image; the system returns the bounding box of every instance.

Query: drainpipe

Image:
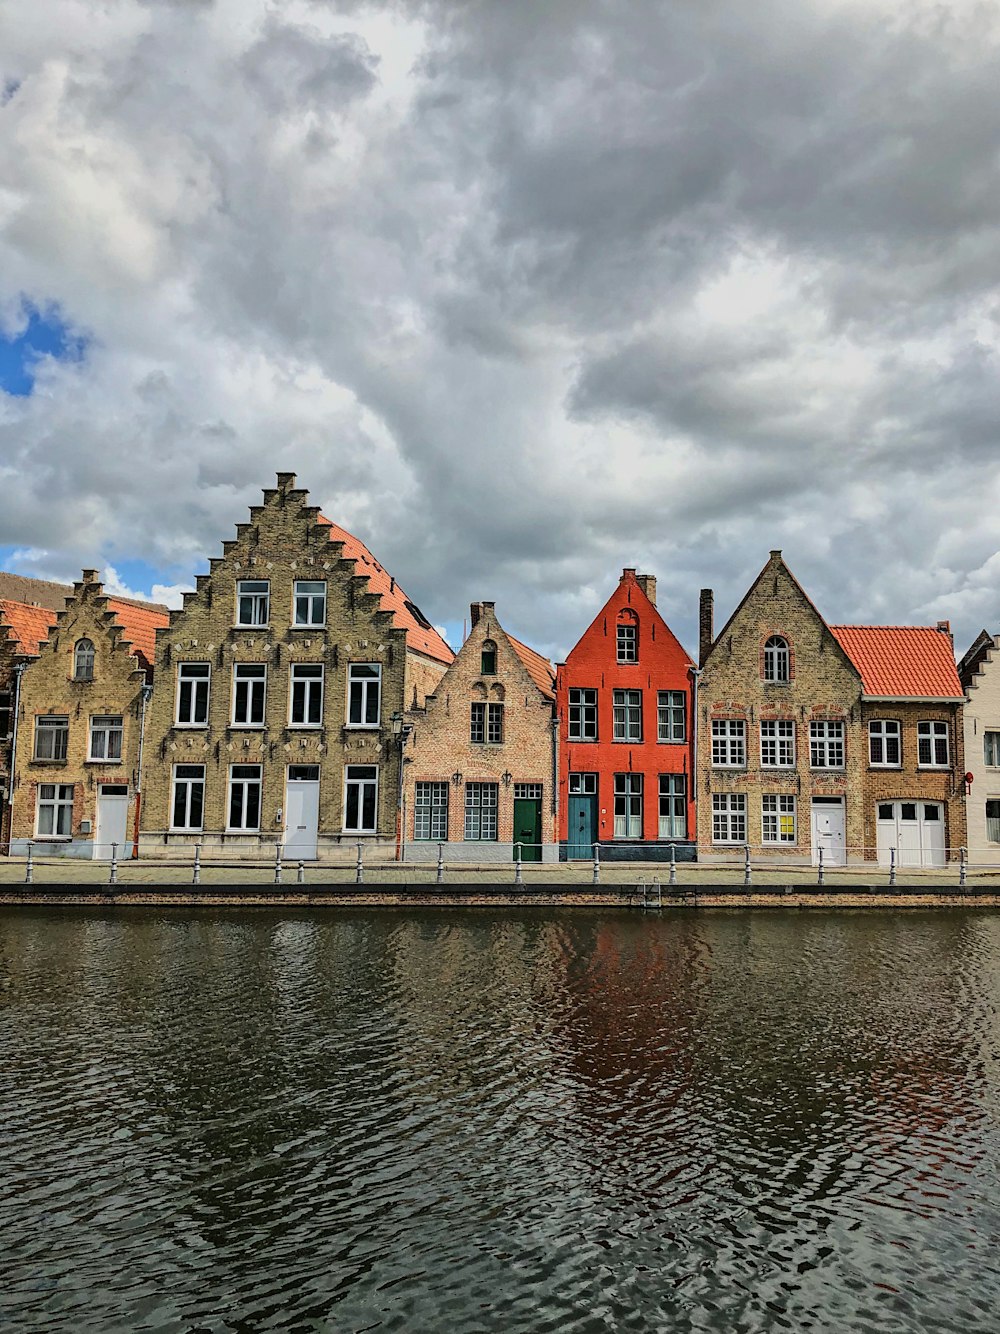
[689,666,702,837]
[132,681,153,859]
[5,661,27,855]
[550,712,559,848]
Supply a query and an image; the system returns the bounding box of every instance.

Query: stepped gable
[320,517,453,665]
[0,600,59,658]
[830,625,964,700]
[507,634,556,700]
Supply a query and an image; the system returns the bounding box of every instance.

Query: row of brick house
[0,473,995,867]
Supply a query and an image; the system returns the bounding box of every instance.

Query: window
[658,774,686,838]
[347,663,380,727]
[569,772,597,795]
[89,715,123,762]
[869,719,901,767]
[236,579,270,627]
[810,721,845,769]
[762,794,796,844]
[414,781,449,841]
[985,732,1000,767]
[34,715,68,761]
[712,794,746,843]
[614,773,643,838]
[290,663,324,727]
[36,783,74,836]
[171,764,205,831]
[616,613,638,663]
[227,764,262,831]
[344,765,379,833]
[613,689,642,741]
[481,640,497,675]
[760,719,795,768]
[470,702,504,744]
[293,580,326,627]
[0,689,10,741]
[987,799,1000,843]
[464,782,498,840]
[918,721,949,767]
[657,691,685,742]
[568,688,598,741]
[232,664,267,727]
[711,719,745,768]
[176,663,210,726]
[514,783,543,799]
[763,635,789,683]
[74,639,95,681]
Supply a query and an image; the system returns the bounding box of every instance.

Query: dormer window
[74,639,95,681]
[616,611,638,663]
[763,635,789,683]
[481,640,497,675]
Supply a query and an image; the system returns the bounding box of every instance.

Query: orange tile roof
[508,634,556,700]
[106,598,170,672]
[829,626,963,699]
[0,600,58,657]
[320,518,454,665]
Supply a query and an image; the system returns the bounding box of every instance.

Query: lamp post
[390,711,413,862]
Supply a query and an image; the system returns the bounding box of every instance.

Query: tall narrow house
[139,473,453,860]
[960,631,1000,864]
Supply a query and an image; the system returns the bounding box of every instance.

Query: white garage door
[876,801,945,868]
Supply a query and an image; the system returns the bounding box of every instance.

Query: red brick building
[555,569,696,861]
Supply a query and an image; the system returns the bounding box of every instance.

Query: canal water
[2,909,1000,1333]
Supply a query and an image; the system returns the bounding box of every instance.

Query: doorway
[810,797,846,866]
[285,765,320,860]
[876,801,945,868]
[513,783,543,861]
[567,772,598,859]
[94,784,129,860]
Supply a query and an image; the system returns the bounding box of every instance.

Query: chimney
[699,588,714,667]
[621,567,636,581]
[470,602,482,628]
[635,574,657,606]
[936,619,954,648]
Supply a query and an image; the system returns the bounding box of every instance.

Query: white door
[284,768,320,860]
[877,801,945,868]
[811,798,846,866]
[94,786,129,860]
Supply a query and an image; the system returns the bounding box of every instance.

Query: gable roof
[0,600,58,658]
[958,630,994,690]
[508,634,556,700]
[829,626,964,700]
[320,518,453,665]
[564,569,695,667]
[0,572,71,610]
[105,598,170,672]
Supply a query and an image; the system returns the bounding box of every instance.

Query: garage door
[876,801,945,868]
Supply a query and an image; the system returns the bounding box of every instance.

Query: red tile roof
[830,626,963,699]
[0,600,58,657]
[508,634,556,700]
[106,598,170,672]
[320,518,454,665]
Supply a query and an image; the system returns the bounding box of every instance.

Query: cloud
[1,0,1000,662]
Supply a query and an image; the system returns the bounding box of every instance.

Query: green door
[513,798,542,862]
[567,794,597,859]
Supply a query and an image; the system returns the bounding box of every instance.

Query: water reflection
[2,908,1000,1331]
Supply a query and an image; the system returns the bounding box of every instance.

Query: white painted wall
[963,635,1000,865]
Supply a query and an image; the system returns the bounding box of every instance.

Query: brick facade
[402,602,557,863]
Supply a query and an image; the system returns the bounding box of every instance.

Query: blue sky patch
[0,301,88,396]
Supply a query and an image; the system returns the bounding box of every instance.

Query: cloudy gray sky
[2,0,999,661]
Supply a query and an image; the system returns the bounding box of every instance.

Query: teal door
[567,794,597,859]
[514,798,542,862]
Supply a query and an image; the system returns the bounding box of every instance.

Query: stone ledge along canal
[2,906,999,1332]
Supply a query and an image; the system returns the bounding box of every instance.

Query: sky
[2,0,1000,662]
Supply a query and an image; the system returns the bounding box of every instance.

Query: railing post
[514,842,523,885]
[274,842,282,886]
[436,842,444,884]
[889,846,896,887]
[25,841,33,885]
[297,860,305,885]
[960,846,968,888]
[669,843,677,887]
[355,841,364,885]
[592,842,600,885]
[743,844,752,888]
[109,842,119,886]
[817,847,824,886]
[193,842,201,886]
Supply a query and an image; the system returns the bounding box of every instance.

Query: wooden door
[514,798,542,862]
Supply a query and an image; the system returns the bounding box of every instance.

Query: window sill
[612,739,643,745]
[33,836,72,842]
[31,759,68,766]
[342,830,380,838]
[289,624,326,631]
[917,765,950,771]
[229,725,266,731]
[760,764,796,770]
[225,828,262,835]
[173,724,209,730]
[344,724,381,731]
[169,828,204,835]
[568,736,598,744]
[288,724,323,731]
[869,764,902,770]
[711,765,747,772]
[233,624,271,631]
[809,767,846,773]
[657,739,686,746]
[85,759,122,766]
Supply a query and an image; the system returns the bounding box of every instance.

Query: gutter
[861,695,965,703]
[4,660,27,853]
[690,665,702,827]
[132,681,153,859]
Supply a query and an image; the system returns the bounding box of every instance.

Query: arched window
[763,635,789,683]
[617,610,639,663]
[481,639,497,675]
[74,639,95,681]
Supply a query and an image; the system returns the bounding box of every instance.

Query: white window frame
[711,719,745,768]
[712,793,746,844]
[614,773,643,838]
[464,782,498,840]
[869,719,901,768]
[986,799,1000,844]
[235,579,270,627]
[74,639,95,681]
[810,720,845,769]
[290,663,324,728]
[918,720,949,768]
[762,794,796,844]
[171,764,205,832]
[227,764,262,832]
[763,636,790,683]
[34,715,69,761]
[760,719,795,768]
[176,662,211,727]
[657,691,685,743]
[344,764,379,834]
[568,688,598,741]
[616,619,638,664]
[232,663,267,728]
[347,663,381,728]
[35,783,74,837]
[613,689,642,742]
[984,732,1000,767]
[658,774,686,838]
[414,781,449,841]
[89,715,123,762]
[293,580,327,627]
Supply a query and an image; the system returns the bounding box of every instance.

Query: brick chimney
[699,588,714,667]
[936,619,954,648]
[470,601,495,628]
[635,574,657,606]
